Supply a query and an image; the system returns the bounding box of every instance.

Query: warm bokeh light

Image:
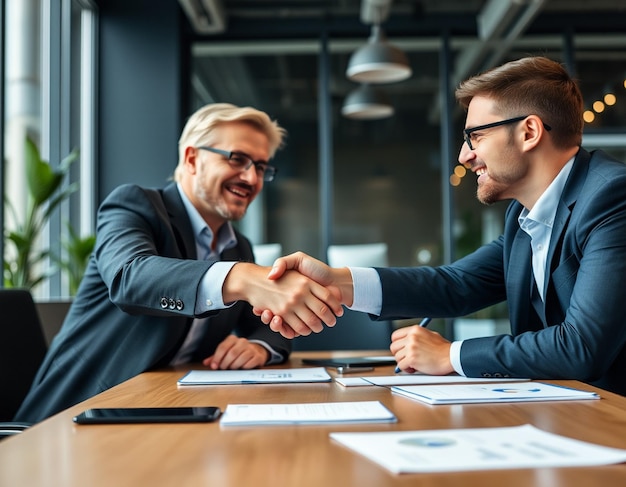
[583,110,595,123]
[604,93,617,105]
[454,165,466,177]
[449,174,461,186]
[593,100,605,113]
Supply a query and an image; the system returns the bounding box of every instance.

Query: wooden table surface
[2,351,626,487]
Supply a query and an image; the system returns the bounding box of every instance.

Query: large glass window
[3,0,98,297]
[190,42,447,267]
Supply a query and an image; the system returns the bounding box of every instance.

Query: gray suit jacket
[375,148,626,395]
[16,183,290,422]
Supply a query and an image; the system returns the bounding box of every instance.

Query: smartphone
[73,406,222,424]
[336,366,375,374]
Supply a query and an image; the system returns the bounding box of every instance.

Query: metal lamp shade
[341,84,394,120]
[346,26,412,84]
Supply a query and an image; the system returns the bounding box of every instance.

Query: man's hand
[202,335,268,369]
[223,261,344,339]
[266,252,336,287]
[390,324,454,375]
[251,252,355,337]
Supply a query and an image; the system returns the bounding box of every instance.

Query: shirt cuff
[249,340,284,364]
[449,340,466,376]
[348,267,383,315]
[196,261,238,313]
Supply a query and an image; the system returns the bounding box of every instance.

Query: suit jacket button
[494,373,503,378]
[160,297,168,309]
[168,298,176,309]
[176,299,184,310]
[482,373,491,378]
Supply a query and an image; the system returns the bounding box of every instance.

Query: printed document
[177,367,331,386]
[335,374,529,387]
[390,382,599,405]
[330,424,626,473]
[220,401,396,426]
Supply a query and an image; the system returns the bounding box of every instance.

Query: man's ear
[184,146,199,174]
[521,115,545,152]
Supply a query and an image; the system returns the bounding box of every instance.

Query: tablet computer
[73,406,222,424]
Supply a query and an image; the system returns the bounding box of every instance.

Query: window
[2,0,98,297]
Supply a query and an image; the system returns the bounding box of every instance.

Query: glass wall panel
[2,0,97,297]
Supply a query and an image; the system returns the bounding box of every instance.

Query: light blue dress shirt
[171,184,281,365]
[349,157,574,376]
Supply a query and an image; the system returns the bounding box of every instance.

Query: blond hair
[174,103,286,182]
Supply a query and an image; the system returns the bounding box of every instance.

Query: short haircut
[174,103,287,182]
[455,56,583,148]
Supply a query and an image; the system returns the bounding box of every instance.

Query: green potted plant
[3,136,93,293]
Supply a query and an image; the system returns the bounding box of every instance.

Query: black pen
[395,317,432,373]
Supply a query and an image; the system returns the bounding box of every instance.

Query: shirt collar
[518,157,575,228]
[176,183,237,256]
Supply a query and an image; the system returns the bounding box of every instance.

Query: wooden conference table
[2,351,626,487]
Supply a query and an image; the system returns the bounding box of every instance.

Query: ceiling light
[346,25,412,84]
[341,84,394,120]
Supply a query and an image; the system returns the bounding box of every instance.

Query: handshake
[224,251,351,339]
[224,250,454,376]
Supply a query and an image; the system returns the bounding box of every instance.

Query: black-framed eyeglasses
[463,115,552,150]
[196,146,277,182]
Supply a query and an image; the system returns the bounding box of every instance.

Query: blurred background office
[2,0,626,340]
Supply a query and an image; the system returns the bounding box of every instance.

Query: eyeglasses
[463,115,552,150]
[196,146,277,182]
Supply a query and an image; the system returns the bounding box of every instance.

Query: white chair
[327,243,388,268]
[252,243,283,266]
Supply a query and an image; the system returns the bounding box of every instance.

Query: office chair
[0,289,48,440]
[252,243,283,267]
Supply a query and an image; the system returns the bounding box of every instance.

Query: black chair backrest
[0,289,48,421]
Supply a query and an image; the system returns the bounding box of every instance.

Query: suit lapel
[545,149,589,296]
[161,183,197,260]
[508,228,533,331]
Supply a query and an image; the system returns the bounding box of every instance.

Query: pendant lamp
[346,25,412,84]
[341,84,394,120]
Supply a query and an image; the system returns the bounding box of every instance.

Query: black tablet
[73,406,222,424]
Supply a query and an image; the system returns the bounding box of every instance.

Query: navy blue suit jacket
[16,183,290,422]
[375,149,626,395]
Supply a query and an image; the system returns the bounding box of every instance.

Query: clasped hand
[224,255,344,339]
[250,252,350,338]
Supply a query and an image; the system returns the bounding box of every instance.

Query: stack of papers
[391,382,599,405]
[330,424,626,473]
[177,367,331,386]
[220,401,397,426]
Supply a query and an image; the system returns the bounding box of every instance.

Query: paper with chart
[330,424,626,474]
[335,374,530,387]
[390,382,599,405]
[177,367,331,386]
[220,401,397,426]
